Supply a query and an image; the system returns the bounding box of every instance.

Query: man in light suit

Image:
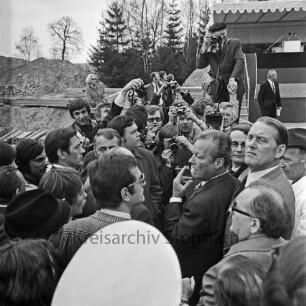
[257,69,281,118]
[223,117,295,251]
[197,22,245,114]
[165,130,240,305]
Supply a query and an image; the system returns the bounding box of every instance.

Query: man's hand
[161,149,173,168]
[176,135,193,151]
[122,78,144,95]
[181,276,195,303]
[184,108,198,123]
[228,77,237,95]
[201,34,211,53]
[172,166,193,198]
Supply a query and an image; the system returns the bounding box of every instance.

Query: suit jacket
[224,166,295,251]
[197,236,285,306]
[146,83,157,103]
[133,147,163,220]
[197,38,245,98]
[257,80,281,111]
[164,172,240,304]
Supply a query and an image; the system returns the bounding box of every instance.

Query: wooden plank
[0,129,20,142]
[27,130,47,140]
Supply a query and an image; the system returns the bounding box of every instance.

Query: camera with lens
[145,138,156,150]
[168,137,179,153]
[207,34,223,53]
[206,110,223,130]
[165,81,178,90]
[136,84,147,99]
[177,106,187,117]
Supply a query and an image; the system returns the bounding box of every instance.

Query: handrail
[243,53,250,111]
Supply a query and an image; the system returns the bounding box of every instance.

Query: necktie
[271,82,275,94]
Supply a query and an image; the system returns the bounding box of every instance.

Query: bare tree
[47,16,83,60]
[15,27,41,61]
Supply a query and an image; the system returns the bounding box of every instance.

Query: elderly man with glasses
[196,181,288,306]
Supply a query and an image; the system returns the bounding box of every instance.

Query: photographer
[197,22,245,116]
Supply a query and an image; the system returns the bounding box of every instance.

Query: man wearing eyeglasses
[55,147,146,268]
[224,116,295,251]
[197,182,288,306]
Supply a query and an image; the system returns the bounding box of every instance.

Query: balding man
[257,69,281,118]
[224,117,295,250]
[198,182,288,306]
[280,128,306,238]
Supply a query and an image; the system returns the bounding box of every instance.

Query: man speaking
[197,22,245,116]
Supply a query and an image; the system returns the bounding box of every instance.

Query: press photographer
[197,22,245,119]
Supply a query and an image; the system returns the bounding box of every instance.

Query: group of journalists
[0,21,305,306]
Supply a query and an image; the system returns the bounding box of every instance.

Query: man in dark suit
[197,22,245,114]
[223,117,295,251]
[257,69,282,118]
[165,130,240,305]
[146,72,161,103]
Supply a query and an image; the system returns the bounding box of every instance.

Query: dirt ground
[0,104,73,131]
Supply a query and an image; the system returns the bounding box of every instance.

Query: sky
[0,0,108,63]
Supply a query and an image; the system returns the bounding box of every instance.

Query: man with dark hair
[197,22,245,115]
[146,72,161,103]
[224,117,295,250]
[67,98,96,144]
[44,128,85,171]
[164,130,240,305]
[55,147,145,267]
[108,115,162,223]
[257,69,281,118]
[228,125,250,181]
[198,182,288,306]
[280,128,306,238]
[15,139,48,189]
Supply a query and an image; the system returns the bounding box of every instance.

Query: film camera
[176,105,188,117]
[207,34,223,53]
[168,137,179,153]
[135,84,147,99]
[206,111,223,130]
[165,81,178,90]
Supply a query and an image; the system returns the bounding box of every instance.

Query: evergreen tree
[164,0,184,53]
[88,1,131,86]
[105,1,130,52]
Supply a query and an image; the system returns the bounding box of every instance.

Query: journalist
[197,22,245,115]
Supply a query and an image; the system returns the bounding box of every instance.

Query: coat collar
[225,236,285,258]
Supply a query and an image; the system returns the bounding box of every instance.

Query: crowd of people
[0,22,306,306]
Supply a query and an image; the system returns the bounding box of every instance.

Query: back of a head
[88,147,137,208]
[39,167,82,206]
[0,166,25,203]
[125,105,148,133]
[246,182,288,238]
[256,117,288,146]
[107,115,134,137]
[263,236,306,306]
[15,139,44,174]
[0,239,58,306]
[44,128,76,164]
[0,142,16,167]
[214,255,265,306]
